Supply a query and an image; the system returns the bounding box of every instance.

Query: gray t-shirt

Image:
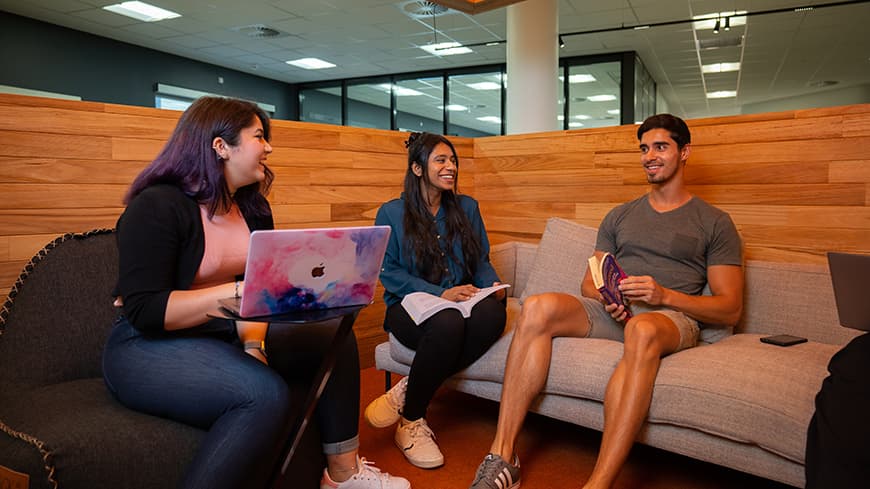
[596,195,742,296]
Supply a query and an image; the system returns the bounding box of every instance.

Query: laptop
[219,225,391,319]
[827,252,870,331]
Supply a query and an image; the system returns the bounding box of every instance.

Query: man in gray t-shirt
[470,114,744,489]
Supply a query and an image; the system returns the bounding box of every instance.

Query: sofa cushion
[519,217,597,302]
[649,334,840,463]
[0,378,201,489]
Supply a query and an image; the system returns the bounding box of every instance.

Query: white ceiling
[3,0,869,127]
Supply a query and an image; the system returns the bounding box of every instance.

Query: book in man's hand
[588,253,632,319]
[401,284,511,326]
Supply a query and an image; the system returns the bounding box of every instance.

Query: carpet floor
[356,367,792,489]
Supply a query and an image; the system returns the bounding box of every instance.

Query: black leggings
[386,295,506,421]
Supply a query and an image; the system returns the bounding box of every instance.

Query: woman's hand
[492,282,507,301]
[441,284,480,302]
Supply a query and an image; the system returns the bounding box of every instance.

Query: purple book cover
[600,254,632,318]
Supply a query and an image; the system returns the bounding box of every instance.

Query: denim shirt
[375,194,500,307]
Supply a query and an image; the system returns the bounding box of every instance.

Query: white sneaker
[394,418,444,469]
[364,376,408,428]
[320,456,410,489]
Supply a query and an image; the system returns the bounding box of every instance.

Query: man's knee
[515,293,560,337]
[623,316,675,359]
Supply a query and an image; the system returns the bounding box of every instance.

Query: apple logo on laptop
[311,263,325,278]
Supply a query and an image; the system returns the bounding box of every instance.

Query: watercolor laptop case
[221,225,390,319]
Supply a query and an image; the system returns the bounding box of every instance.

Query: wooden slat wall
[0,93,475,367]
[2,93,868,366]
[475,105,870,264]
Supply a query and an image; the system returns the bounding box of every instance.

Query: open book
[588,253,632,319]
[401,284,511,326]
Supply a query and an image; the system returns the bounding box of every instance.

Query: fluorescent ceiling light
[587,94,617,102]
[420,42,472,56]
[568,122,584,128]
[286,58,335,69]
[377,83,422,96]
[702,62,741,73]
[476,116,502,123]
[103,1,181,22]
[573,114,591,120]
[707,90,737,99]
[438,104,468,111]
[569,74,596,83]
[692,11,747,30]
[467,81,501,90]
[607,109,620,115]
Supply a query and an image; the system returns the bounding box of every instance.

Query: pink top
[191,204,250,290]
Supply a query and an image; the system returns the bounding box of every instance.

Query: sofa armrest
[490,241,538,299]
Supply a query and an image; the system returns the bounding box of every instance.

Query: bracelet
[234,280,240,299]
[244,340,267,357]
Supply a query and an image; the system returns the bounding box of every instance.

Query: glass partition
[347,79,390,130]
[299,85,342,126]
[395,76,444,133]
[447,72,503,137]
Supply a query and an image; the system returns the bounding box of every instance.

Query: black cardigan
[115,184,273,333]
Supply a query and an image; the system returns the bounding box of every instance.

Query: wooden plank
[574,203,623,225]
[0,130,112,159]
[480,201,576,218]
[0,93,107,113]
[269,125,342,150]
[330,203,381,222]
[270,204,332,226]
[691,137,870,164]
[269,186,402,205]
[0,158,146,184]
[794,103,870,119]
[484,216,550,235]
[0,236,8,260]
[473,168,623,186]
[623,162,831,185]
[744,246,828,265]
[689,184,865,206]
[0,184,127,209]
[829,160,870,183]
[0,208,122,235]
[111,137,164,161]
[473,152,598,171]
[309,168,405,186]
[0,105,175,139]
[737,224,870,254]
[690,115,843,144]
[843,112,870,137]
[473,184,646,203]
[719,204,870,229]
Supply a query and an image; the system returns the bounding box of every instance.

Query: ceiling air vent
[231,24,287,39]
[402,1,450,19]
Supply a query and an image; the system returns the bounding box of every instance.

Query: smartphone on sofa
[760,334,808,347]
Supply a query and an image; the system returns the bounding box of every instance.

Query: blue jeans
[103,316,360,489]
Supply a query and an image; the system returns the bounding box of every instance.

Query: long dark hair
[124,96,274,219]
[402,132,481,284]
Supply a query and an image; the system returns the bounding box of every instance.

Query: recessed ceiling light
[438,104,468,111]
[102,1,181,22]
[607,109,620,115]
[707,90,737,98]
[476,116,501,123]
[467,81,501,90]
[420,42,472,56]
[587,94,617,102]
[286,58,336,70]
[702,62,741,73]
[574,114,591,120]
[569,74,596,83]
[568,122,584,128]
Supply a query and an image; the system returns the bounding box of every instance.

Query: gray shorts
[579,297,699,353]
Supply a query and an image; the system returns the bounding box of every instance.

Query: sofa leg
[385,371,392,392]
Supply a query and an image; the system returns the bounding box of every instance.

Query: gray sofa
[375,217,861,488]
[0,229,323,489]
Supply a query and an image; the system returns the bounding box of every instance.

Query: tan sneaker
[394,417,444,469]
[320,456,410,489]
[364,376,407,428]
